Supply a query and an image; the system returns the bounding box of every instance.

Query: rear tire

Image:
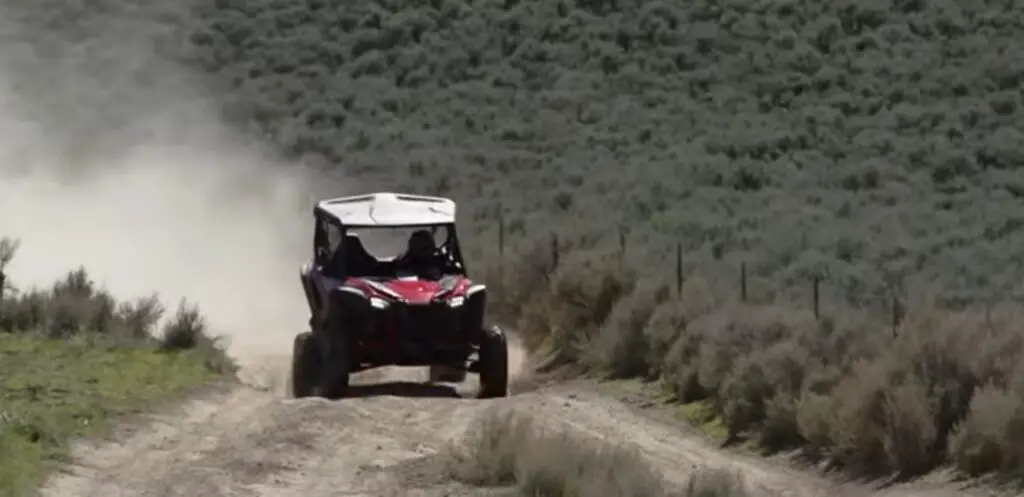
[477,325,509,399]
[291,332,318,398]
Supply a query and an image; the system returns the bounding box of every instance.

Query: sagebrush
[447,407,757,497]
[0,236,234,373]
[489,236,1024,481]
[12,0,1024,305]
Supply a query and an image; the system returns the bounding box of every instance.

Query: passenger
[398,229,442,280]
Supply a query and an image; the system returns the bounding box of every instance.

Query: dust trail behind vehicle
[0,3,334,387]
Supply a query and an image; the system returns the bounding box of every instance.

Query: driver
[399,229,442,280]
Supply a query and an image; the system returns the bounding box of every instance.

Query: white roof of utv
[316,192,456,226]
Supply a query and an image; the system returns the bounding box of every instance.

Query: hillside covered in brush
[7,0,1024,306]
[174,0,1024,307]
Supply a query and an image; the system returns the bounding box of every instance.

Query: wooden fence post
[812,276,820,318]
[498,211,505,259]
[891,294,900,336]
[551,234,559,268]
[740,261,747,302]
[675,242,682,295]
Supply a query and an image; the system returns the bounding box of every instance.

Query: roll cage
[312,210,470,280]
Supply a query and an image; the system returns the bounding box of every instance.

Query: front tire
[291,332,319,398]
[477,325,509,399]
[317,333,352,400]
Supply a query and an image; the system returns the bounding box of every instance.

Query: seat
[342,234,376,277]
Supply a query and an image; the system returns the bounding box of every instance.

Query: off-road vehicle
[291,192,509,400]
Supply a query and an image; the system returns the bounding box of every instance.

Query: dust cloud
[0,4,338,368]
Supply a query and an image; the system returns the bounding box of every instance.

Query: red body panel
[336,275,476,356]
[344,276,472,303]
[378,279,441,303]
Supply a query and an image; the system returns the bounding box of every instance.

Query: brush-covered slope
[10,0,1021,300]
[169,0,1024,305]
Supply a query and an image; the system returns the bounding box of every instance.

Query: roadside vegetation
[6,0,1024,492]
[446,407,758,497]
[491,244,1024,484]
[0,237,235,497]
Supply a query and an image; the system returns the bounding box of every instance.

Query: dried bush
[948,383,1024,477]
[718,338,809,450]
[523,248,637,368]
[446,407,756,497]
[0,241,234,373]
[585,278,670,378]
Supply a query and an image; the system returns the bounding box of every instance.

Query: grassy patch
[593,379,728,445]
[0,237,234,497]
[677,400,729,444]
[0,334,220,497]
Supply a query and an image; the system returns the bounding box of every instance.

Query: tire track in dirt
[39,338,1013,497]
[38,339,528,497]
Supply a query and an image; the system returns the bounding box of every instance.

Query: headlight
[370,297,389,309]
[447,296,465,308]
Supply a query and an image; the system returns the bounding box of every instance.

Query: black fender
[326,286,374,334]
[299,262,320,319]
[461,284,487,343]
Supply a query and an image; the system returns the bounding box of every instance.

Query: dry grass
[446,407,758,497]
[488,236,1024,485]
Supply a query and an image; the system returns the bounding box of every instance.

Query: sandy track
[39,341,1011,497]
[39,341,528,497]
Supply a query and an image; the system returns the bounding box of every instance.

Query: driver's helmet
[406,229,436,260]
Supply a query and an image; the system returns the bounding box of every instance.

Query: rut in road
[39,340,530,497]
[39,341,1013,497]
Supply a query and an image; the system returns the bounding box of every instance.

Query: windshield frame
[343,224,451,260]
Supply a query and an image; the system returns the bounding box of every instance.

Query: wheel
[428,365,467,383]
[477,325,509,399]
[291,332,319,398]
[317,332,352,400]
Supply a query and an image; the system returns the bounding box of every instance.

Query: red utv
[291,192,509,400]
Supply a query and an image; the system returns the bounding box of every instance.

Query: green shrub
[0,238,235,373]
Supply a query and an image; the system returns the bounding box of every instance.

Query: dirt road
[39,342,1011,497]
